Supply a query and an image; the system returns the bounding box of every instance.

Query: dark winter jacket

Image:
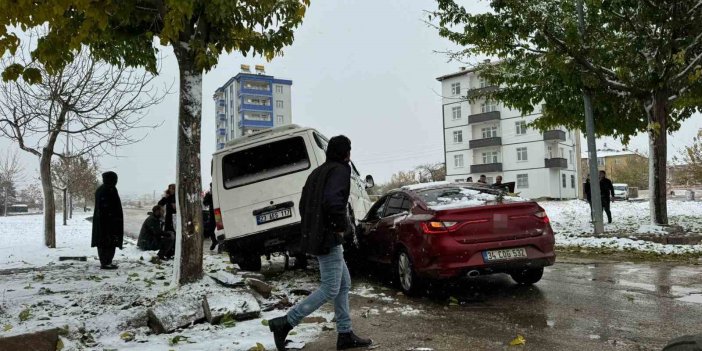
[158,193,176,232]
[299,161,351,256]
[600,177,615,200]
[584,179,592,203]
[203,191,215,233]
[137,213,168,251]
[91,172,124,249]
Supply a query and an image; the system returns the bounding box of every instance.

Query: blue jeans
[286,244,352,333]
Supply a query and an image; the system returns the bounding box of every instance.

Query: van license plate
[256,208,293,225]
[482,248,527,262]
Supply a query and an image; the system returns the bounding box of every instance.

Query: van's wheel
[238,253,262,271]
[292,254,308,270]
[395,249,424,296]
[510,267,544,285]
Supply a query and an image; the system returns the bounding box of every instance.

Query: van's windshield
[222,136,310,189]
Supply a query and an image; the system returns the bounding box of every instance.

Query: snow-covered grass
[541,199,702,255]
[0,213,327,350]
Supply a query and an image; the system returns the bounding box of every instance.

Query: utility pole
[577,0,604,234]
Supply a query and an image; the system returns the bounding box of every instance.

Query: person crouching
[137,205,175,260]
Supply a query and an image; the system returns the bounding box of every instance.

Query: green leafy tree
[0,0,310,283]
[678,129,702,185]
[610,154,649,190]
[432,0,702,225]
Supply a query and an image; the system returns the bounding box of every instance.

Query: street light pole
[577,0,604,234]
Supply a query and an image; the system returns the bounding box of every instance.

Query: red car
[353,182,555,295]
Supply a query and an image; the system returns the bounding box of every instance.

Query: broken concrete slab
[0,328,59,351]
[301,316,327,324]
[208,271,245,288]
[147,296,205,334]
[241,272,265,280]
[58,256,87,262]
[245,278,273,298]
[202,292,261,324]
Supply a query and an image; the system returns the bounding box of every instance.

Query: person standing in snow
[599,170,615,223]
[268,135,372,351]
[202,183,217,250]
[158,183,177,232]
[137,205,175,260]
[91,171,124,270]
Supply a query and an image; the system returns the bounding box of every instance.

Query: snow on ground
[541,199,702,255]
[0,213,329,350]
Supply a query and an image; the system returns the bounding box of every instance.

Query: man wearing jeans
[268,135,372,351]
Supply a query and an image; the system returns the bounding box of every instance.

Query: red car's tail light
[421,221,459,234]
[534,210,550,224]
[214,208,224,230]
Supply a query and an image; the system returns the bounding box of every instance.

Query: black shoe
[100,264,118,270]
[268,316,293,351]
[337,331,372,350]
[210,241,218,250]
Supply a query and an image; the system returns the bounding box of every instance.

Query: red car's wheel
[510,267,544,285]
[396,250,424,296]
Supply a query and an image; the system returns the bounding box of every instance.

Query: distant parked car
[613,183,629,200]
[350,182,556,295]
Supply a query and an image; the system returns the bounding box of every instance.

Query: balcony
[543,130,566,142]
[468,110,500,124]
[218,113,226,121]
[469,137,502,149]
[545,157,568,168]
[471,163,502,173]
[467,85,499,98]
[218,128,226,136]
[218,100,226,107]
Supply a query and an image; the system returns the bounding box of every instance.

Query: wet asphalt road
[122,209,702,350]
[301,257,702,351]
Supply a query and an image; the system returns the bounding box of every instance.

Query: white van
[211,124,375,270]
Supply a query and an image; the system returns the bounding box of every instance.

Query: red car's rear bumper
[413,231,556,280]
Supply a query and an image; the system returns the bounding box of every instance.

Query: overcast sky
[2,0,701,199]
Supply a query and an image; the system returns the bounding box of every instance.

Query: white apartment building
[214,65,293,150]
[437,67,580,199]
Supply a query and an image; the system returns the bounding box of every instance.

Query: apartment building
[213,65,293,150]
[437,67,580,199]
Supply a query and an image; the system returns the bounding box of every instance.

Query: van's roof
[214,124,316,155]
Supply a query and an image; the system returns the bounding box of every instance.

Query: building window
[482,151,499,164]
[480,99,498,113]
[559,147,565,158]
[453,130,463,143]
[451,106,461,120]
[276,115,284,124]
[517,174,529,188]
[275,85,283,93]
[597,157,605,166]
[454,154,464,168]
[276,100,284,108]
[515,121,527,135]
[569,150,574,166]
[451,82,461,96]
[479,76,488,88]
[517,147,528,161]
[571,175,576,188]
[547,145,553,158]
[481,126,498,139]
[562,174,567,188]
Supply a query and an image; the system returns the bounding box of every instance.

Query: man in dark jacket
[137,206,175,260]
[268,135,372,351]
[91,171,123,270]
[599,170,615,223]
[158,183,176,232]
[202,183,217,250]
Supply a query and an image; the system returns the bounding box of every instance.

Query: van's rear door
[216,134,318,239]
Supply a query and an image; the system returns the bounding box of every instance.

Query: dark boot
[209,240,218,250]
[268,316,293,351]
[337,331,372,350]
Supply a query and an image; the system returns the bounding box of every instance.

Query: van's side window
[221,136,311,189]
[313,132,328,151]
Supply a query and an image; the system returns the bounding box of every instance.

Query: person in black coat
[137,205,175,260]
[202,183,217,250]
[91,171,123,270]
[158,183,176,232]
[599,170,615,223]
[268,135,372,351]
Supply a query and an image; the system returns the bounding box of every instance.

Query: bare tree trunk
[40,150,56,248]
[173,45,204,285]
[648,93,668,225]
[69,193,73,219]
[62,187,67,225]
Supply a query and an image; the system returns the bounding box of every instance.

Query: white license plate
[482,247,527,262]
[256,208,292,225]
